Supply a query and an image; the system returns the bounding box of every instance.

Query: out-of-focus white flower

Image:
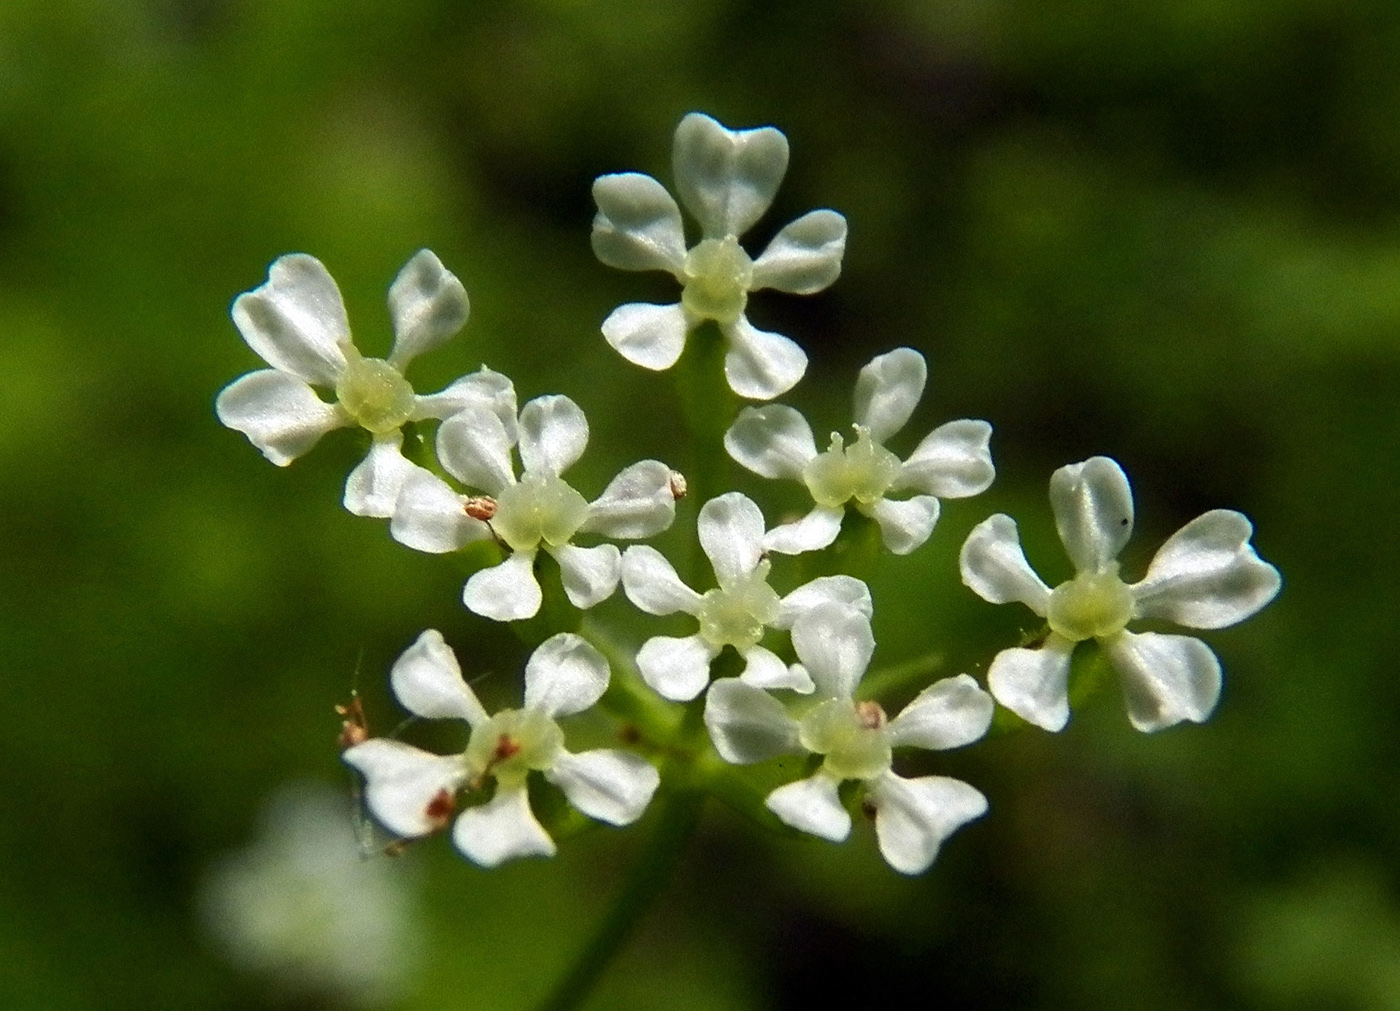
[198,781,419,1007]
[392,394,676,622]
[704,604,993,874]
[591,112,847,401]
[725,347,995,555]
[217,250,516,517]
[343,631,660,868]
[620,491,872,701]
[959,456,1283,732]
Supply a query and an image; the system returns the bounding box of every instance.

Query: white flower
[591,112,847,401]
[703,604,994,875]
[620,491,873,701]
[959,456,1283,733]
[725,347,995,555]
[197,781,419,1007]
[397,394,677,622]
[217,250,516,517]
[343,630,661,868]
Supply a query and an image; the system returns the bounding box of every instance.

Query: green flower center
[799,698,892,781]
[681,236,753,326]
[696,559,781,650]
[1046,567,1134,642]
[490,473,591,553]
[334,351,416,434]
[464,708,564,790]
[802,427,902,508]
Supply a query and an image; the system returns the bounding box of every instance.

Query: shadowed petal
[705,678,802,764]
[437,407,516,494]
[897,419,995,499]
[580,460,677,539]
[601,302,689,371]
[887,675,994,750]
[775,575,873,629]
[591,173,688,274]
[549,543,621,610]
[865,495,941,555]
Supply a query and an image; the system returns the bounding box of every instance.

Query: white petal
[386,249,469,370]
[887,674,994,751]
[704,678,802,764]
[453,786,555,867]
[342,739,464,838]
[986,637,1076,732]
[590,173,688,274]
[897,419,996,499]
[868,771,987,875]
[579,460,677,539]
[775,575,873,629]
[738,645,814,693]
[750,209,847,294]
[762,506,845,556]
[390,471,491,554]
[672,111,789,239]
[343,433,424,518]
[1103,630,1223,733]
[437,407,516,494]
[723,404,818,480]
[852,347,926,444]
[546,749,660,825]
[413,366,518,434]
[524,632,610,718]
[1049,456,1135,574]
[959,514,1052,616]
[635,634,716,702]
[866,495,941,555]
[463,551,541,622]
[230,253,349,386]
[389,629,489,726]
[620,545,703,615]
[1131,510,1282,629]
[723,316,807,401]
[765,773,850,842]
[549,543,621,610]
[790,603,874,701]
[215,369,344,466]
[698,492,767,587]
[518,395,588,477]
[601,302,690,371]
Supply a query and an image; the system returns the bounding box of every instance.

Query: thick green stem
[532,788,706,1011]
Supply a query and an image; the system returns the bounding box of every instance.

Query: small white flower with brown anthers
[389,393,678,622]
[703,604,994,875]
[959,456,1283,733]
[216,250,516,517]
[724,347,995,556]
[343,631,660,868]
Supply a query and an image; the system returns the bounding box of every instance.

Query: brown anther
[855,700,887,731]
[617,724,642,745]
[336,695,369,750]
[463,495,498,521]
[383,839,412,858]
[861,797,878,821]
[424,788,456,829]
[493,735,522,762]
[668,470,688,500]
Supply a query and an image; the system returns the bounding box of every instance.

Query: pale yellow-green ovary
[680,236,753,326]
[802,428,902,508]
[798,698,892,781]
[490,474,591,553]
[1046,567,1134,642]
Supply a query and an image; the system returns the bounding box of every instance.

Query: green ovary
[681,236,753,326]
[465,708,564,790]
[802,428,902,508]
[799,699,892,781]
[1046,569,1135,642]
[491,474,591,553]
[696,561,781,650]
[335,355,416,434]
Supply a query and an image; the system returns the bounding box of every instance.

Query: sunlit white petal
[698,492,767,587]
[986,637,1076,732]
[590,173,688,275]
[390,471,491,554]
[343,434,424,519]
[1131,510,1282,629]
[739,645,814,693]
[959,514,1052,616]
[790,603,874,701]
[762,506,844,556]
[518,395,588,478]
[343,739,464,838]
[852,348,926,444]
[601,302,690,371]
[750,209,847,294]
[215,370,345,466]
[1103,630,1223,733]
[231,254,349,386]
[462,551,541,622]
[549,543,622,610]
[766,773,850,842]
[386,249,469,370]
[546,750,660,826]
[437,407,516,494]
[896,419,996,499]
[620,546,703,616]
[887,675,994,750]
[1049,456,1134,574]
[724,404,818,480]
[868,771,987,875]
[723,317,807,401]
[452,786,555,867]
[579,460,677,539]
[635,634,717,702]
[389,629,489,726]
[775,575,873,629]
[865,495,941,556]
[412,366,517,433]
[523,633,611,718]
[672,112,789,239]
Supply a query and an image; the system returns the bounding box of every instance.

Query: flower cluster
[216,112,1281,878]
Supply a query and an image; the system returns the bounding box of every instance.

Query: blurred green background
[1,0,1397,1008]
